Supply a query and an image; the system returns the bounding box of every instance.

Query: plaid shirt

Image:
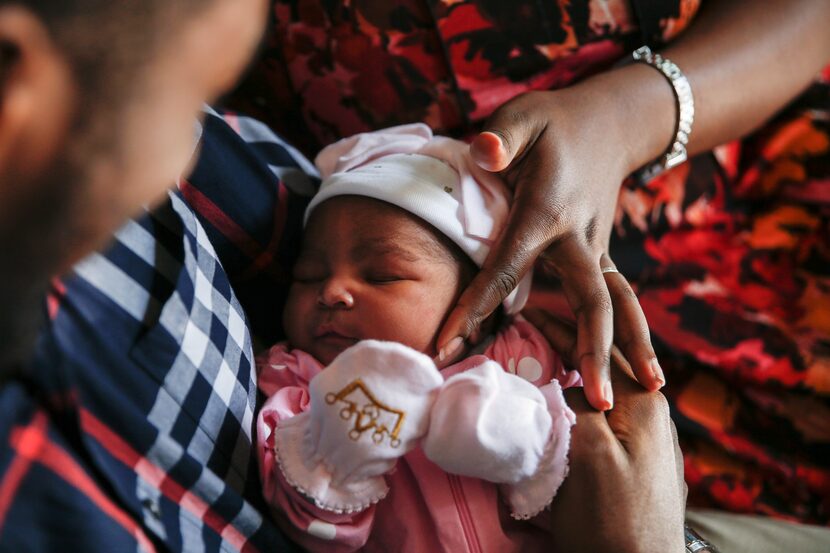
[0,109,316,552]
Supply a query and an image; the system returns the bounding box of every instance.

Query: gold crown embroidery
[325,378,406,448]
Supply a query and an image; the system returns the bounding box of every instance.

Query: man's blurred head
[0,0,268,369]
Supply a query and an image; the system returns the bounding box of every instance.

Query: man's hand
[525,310,686,552]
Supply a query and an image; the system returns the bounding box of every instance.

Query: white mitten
[422,361,575,519]
[274,340,443,513]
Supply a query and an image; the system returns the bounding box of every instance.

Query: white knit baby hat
[308,123,531,314]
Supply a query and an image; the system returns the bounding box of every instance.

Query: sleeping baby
[256,123,580,553]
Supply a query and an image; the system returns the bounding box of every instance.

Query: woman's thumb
[471,103,538,173]
[470,131,513,172]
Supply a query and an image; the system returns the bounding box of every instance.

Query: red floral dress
[229,0,830,525]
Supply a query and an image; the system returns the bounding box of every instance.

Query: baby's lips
[313,321,356,340]
[317,332,359,350]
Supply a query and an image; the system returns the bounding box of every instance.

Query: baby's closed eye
[365,273,409,284]
[362,259,422,284]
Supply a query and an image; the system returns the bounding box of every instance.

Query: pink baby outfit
[256,317,579,553]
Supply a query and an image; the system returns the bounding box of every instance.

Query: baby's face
[283,196,469,365]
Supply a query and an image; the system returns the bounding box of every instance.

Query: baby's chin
[306,342,353,366]
[305,336,438,366]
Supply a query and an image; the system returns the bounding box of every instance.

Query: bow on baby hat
[273,340,574,518]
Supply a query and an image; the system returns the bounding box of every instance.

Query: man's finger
[601,254,664,391]
[562,388,621,456]
[607,384,673,458]
[557,243,615,411]
[526,308,673,458]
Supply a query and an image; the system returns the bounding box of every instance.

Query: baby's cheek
[283,288,312,346]
[405,303,449,351]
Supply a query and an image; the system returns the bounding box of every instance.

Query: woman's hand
[524,309,686,552]
[435,0,830,411]
[436,80,668,411]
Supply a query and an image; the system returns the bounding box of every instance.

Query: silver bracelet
[685,524,719,553]
[631,45,695,182]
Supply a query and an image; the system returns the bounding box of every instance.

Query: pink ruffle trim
[273,412,389,514]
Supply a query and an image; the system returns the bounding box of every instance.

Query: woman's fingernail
[473,132,507,171]
[480,131,504,149]
[438,336,464,363]
[602,381,614,410]
[651,358,665,388]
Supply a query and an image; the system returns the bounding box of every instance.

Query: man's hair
[2,1,211,99]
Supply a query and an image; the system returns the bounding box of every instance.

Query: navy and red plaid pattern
[0,109,315,552]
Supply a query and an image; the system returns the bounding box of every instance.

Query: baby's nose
[318,279,355,309]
